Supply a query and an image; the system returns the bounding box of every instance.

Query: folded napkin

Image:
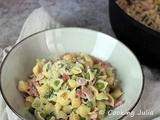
[0,7,63,120]
[1,6,160,120]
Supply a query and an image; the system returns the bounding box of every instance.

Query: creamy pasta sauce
[18,52,124,120]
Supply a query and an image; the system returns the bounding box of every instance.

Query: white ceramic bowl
[0,27,143,120]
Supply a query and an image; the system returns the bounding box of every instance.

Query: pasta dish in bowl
[0,27,143,120]
[18,52,124,120]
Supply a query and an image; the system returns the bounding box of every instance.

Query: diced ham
[92,57,100,64]
[100,61,110,67]
[111,100,125,110]
[82,85,94,100]
[28,82,39,96]
[61,73,70,80]
[76,57,85,64]
[77,78,87,86]
[76,89,87,99]
[36,73,44,81]
[32,82,39,88]
[76,78,93,100]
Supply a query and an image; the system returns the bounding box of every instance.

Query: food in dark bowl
[117,0,160,32]
[109,0,160,67]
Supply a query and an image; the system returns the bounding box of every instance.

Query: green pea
[43,87,53,99]
[97,82,105,89]
[54,80,60,86]
[93,67,100,74]
[84,73,90,79]
[86,101,93,108]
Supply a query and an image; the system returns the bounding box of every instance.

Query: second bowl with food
[109,0,160,67]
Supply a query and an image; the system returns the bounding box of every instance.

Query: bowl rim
[110,0,160,38]
[0,27,144,120]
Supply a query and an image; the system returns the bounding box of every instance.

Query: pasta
[18,52,124,120]
[116,0,160,32]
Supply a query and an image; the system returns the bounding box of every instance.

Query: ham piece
[28,81,39,96]
[36,73,44,81]
[111,100,125,110]
[77,78,94,100]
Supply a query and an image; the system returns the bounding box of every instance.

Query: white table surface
[0,0,160,120]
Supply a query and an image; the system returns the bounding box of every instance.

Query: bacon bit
[92,57,100,64]
[36,73,44,81]
[61,73,70,80]
[111,100,125,110]
[77,78,87,86]
[28,82,39,97]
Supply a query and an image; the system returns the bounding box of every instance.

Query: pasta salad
[18,52,124,120]
[116,0,160,32]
